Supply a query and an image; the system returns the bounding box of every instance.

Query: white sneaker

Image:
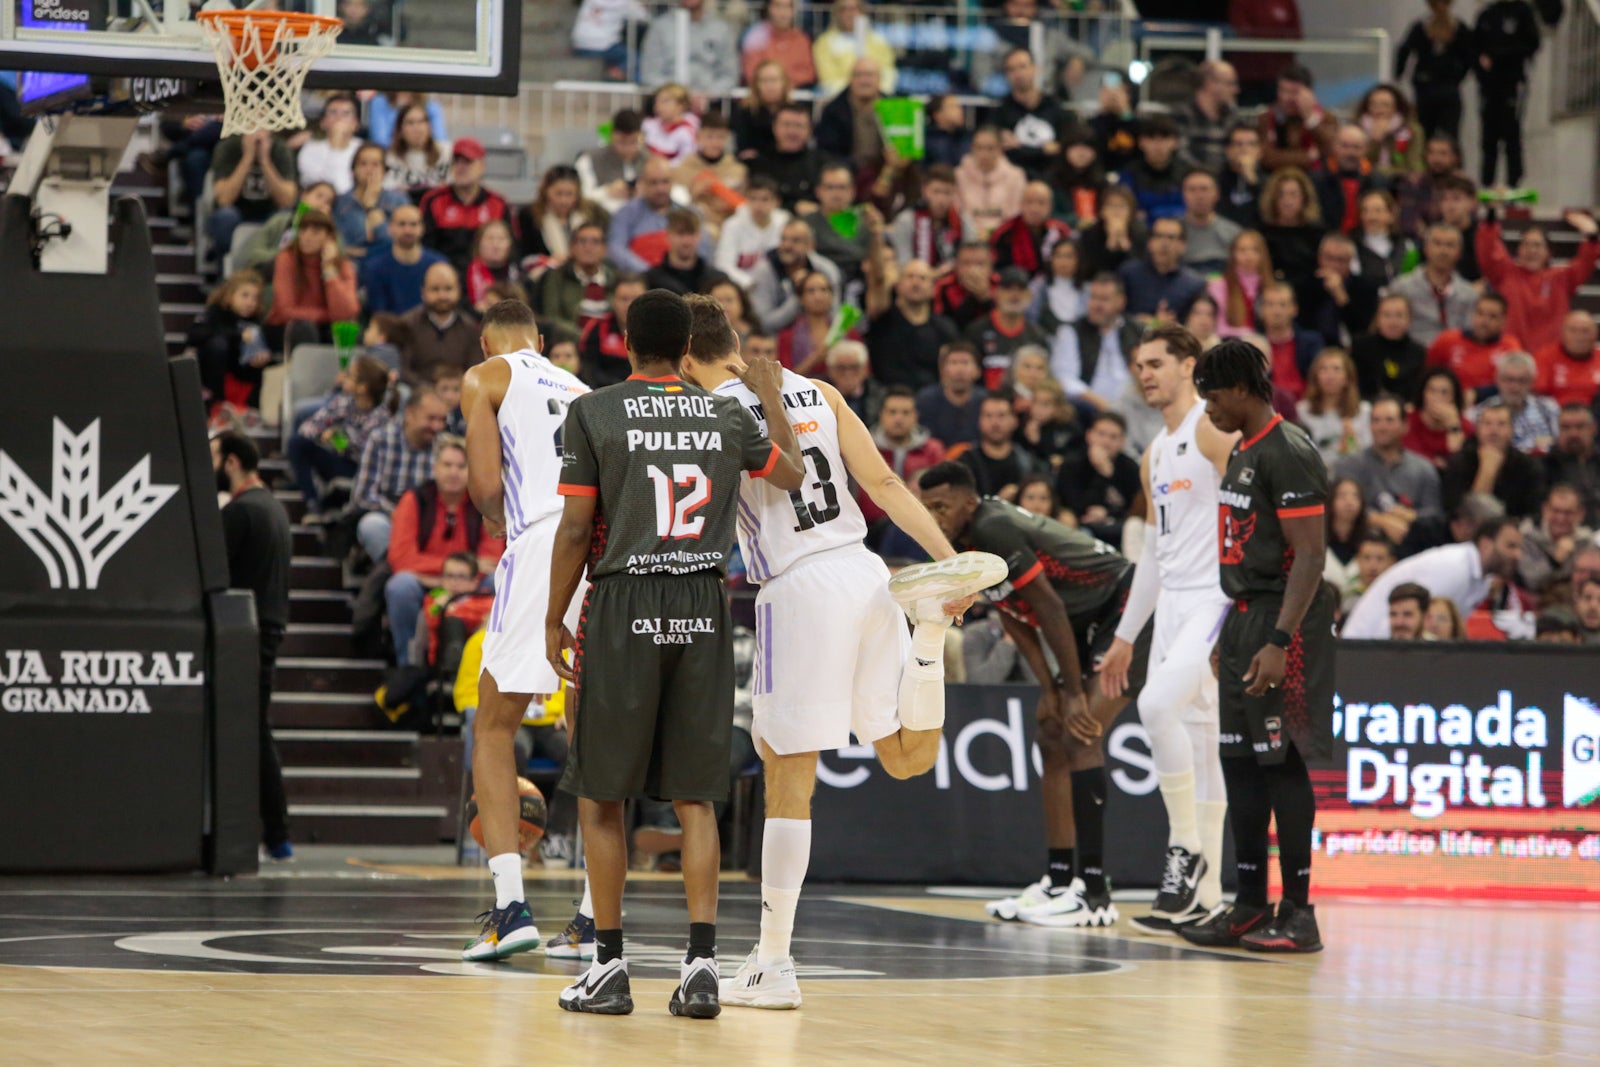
[719,947,802,1010]
[888,552,1009,622]
[985,875,1054,921]
[557,957,633,1015]
[668,956,721,1019]
[1018,878,1119,928]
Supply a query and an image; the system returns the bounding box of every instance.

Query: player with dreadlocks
[1179,338,1335,953]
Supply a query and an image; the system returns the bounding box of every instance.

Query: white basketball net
[198,13,343,137]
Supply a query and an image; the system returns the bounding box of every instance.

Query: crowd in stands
[120,2,1595,783]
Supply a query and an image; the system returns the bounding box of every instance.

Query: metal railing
[1137,26,1391,110]
[1552,0,1600,118]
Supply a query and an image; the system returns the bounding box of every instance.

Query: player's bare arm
[998,610,1062,724]
[462,359,511,533]
[1196,415,1240,477]
[1099,447,1154,698]
[1244,513,1325,696]
[734,356,806,490]
[545,493,594,684]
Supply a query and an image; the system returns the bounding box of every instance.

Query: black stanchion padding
[0,194,247,873]
[206,590,260,876]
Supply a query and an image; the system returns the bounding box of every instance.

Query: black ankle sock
[1047,848,1075,886]
[1070,767,1107,895]
[596,928,623,964]
[1267,745,1316,907]
[686,922,716,962]
[1222,755,1272,907]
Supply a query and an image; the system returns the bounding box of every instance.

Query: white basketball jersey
[716,369,867,583]
[1148,399,1224,592]
[494,349,589,541]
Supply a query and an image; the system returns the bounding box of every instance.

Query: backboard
[1,0,520,98]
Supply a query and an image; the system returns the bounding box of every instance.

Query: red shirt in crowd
[388,493,505,577]
[1476,219,1600,353]
[1403,408,1474,467]
[1534,341,1600,407]
[1426,329,1522,395]
[1270,335,1306,399]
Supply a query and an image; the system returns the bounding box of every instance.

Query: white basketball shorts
[481,516,586,696]
[750,546,910,755]
[1150,585,1232,724]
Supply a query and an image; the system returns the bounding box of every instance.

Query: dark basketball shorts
[1217,586,1337,766]
[1081,572,1152,702]
[560,570,735,803]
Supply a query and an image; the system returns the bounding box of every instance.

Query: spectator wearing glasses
[1472,351,1560,455]
[536,222,616,338]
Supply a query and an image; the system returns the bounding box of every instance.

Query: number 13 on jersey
[647,464,710,538]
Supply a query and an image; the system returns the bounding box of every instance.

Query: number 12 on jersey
[647,464,710,539]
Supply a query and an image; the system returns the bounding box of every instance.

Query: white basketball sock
[758,818,811,964]
[1197,801,1228,909]
[578,877,594,920]
[1158,769,1202,853]
[911,619,948,663]
[488,852,524,909]
[897,651,946,731]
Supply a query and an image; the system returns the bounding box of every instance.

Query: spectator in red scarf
[934,239,998,332]
[1475,207,1600,355]
[990,181,1072,280]
[465,220,524,312]
[888,164,962,271]
[578,273,645,387]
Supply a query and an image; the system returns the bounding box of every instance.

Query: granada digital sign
[1308,644,1600,901]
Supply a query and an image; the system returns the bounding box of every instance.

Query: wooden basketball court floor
[0,855,1593,1067]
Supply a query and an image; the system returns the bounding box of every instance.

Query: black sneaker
[1131,899,1210,936]
[1241,899,1324,953]
[669,956,721,1019]
[1176,902,1272,947]
[1150,845,1206,918]
[558,957,634,1014]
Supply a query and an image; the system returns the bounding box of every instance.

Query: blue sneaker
[264,840,294,861]
[544,912,597,960]
[462,902,541,962]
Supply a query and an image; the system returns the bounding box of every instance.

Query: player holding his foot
[676,295,1005,1009]
[1180,338,1334,953]
[458,300,589,962]
[546,289,806,1017]
[1098,324,1236,934]
[919,462,1152,928]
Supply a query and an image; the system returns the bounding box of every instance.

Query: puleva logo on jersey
[0,419,177,590]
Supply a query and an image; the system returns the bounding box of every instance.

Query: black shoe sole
[669,993,722,1019]
[560,994,634,1015]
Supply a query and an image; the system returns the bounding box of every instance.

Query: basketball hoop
[197,10,343,137]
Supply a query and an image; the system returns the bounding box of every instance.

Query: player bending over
[1179,338,1334,953]
[673,294,1005,1008]
[919,461,1152,927]
[457,300,589,962]
[1099,323,1236,933]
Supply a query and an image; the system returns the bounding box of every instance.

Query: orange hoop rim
[197,10,344,41]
